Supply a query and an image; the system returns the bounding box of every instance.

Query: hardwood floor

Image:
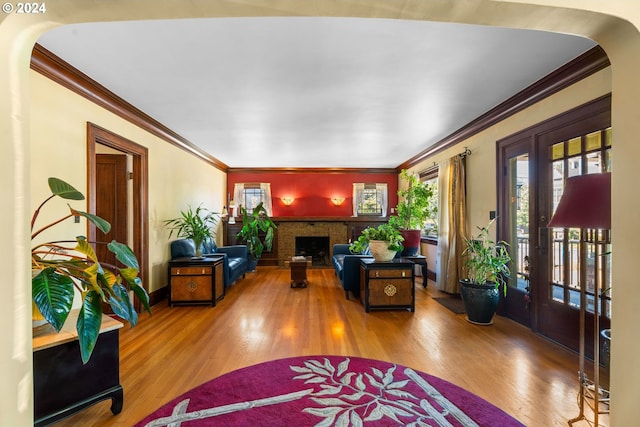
[54,267,606,426]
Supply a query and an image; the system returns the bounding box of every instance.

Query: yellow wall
[2,1,640,426]
[406,68,612,228]
[30,72,226,295]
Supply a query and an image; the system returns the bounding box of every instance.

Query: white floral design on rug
[290,357,479,427]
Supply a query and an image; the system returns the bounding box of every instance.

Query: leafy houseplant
[459,219,511,325]
[164,205,218,258]
[389,169,437,255]
[236,202,277,271]
[350,223,404,262]
[31,178,150,363]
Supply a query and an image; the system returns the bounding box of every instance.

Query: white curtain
[352,183,388,217]
[233,183,273,216]
[436,159,451,291]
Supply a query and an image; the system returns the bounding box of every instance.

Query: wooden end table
[360,258,415,312]
[287,256,311,288]
[168,256,225,306]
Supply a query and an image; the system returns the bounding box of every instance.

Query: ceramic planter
[368,240,397,262]
[459,280,500,325]
[400,229,421,256]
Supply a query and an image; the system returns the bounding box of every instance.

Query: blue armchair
[332,243,373,299]
[170,238,249,287]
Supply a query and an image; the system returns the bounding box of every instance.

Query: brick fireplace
[277,221,347,266]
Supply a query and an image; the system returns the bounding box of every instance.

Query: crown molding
[398,46,610,170]
[30,44,228,172]
[227,167,396,174]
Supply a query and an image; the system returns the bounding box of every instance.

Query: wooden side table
[360,258,415,312]
[401,255,428,288]
[33,311,123,426]
[168,256,225,306]
[286,256,311,288]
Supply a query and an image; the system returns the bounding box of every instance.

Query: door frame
[87,123,149,311]
[497,95,611,349]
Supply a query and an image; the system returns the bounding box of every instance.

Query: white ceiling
[37,17,595,169]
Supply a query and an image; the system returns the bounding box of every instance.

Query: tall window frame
[352,183,388,217]
[419,166,439,236]
[233,183,273,216]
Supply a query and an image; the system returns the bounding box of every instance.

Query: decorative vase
[459,280,500,325]
[368,240,397,262]
[192,238,204,259]
[400,229,421,256]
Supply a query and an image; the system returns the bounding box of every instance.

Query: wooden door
[95,154,128,268]
[497,95,611,356]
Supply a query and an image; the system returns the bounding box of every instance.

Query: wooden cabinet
[360,259,415,312]
[168,256,224,306]
[33,311,123,426]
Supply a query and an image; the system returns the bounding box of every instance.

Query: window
[233,183,273,215]
[352,183,387,217]
[420,167,439,236]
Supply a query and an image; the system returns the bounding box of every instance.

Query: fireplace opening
[295,236,330,266]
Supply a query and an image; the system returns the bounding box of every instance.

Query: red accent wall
[227,171,398,217]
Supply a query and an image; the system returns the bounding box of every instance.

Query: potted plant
[164,205,218,258]
[236,202,277,271]
[389,169,437,255]
[31,178,151,363]
[459,219,511,325]
[350,223,404,262]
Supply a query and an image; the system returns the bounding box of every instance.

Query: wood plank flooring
[53,267,605,426]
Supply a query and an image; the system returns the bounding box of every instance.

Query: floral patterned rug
[135,356,524,427]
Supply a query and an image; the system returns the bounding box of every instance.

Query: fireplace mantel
[223,217,389,266]
[272,216,390,223]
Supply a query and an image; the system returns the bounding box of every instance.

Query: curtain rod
[421,147,472,175]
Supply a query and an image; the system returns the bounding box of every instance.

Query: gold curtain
[436,155,467,293]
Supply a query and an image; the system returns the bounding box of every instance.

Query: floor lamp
[547,172,611,427]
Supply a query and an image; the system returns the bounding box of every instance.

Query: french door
[497,95,611,354]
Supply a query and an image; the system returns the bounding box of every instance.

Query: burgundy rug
[135,356,524,426]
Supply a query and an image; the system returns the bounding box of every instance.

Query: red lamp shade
[547,173,611,229]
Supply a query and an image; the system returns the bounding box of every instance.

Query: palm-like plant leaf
[32,268,74,331]
[77,291,103,364]
[108,240,139,269]
[70,208,111,234]
[48,177,84,200]
[109,283,138,325]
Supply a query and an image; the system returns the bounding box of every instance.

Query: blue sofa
[170,238,249,287]
[332,243,373,299]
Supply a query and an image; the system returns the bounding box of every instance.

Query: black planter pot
[459,280,500,325]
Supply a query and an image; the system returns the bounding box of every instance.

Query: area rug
[135,355,523,427]
[433,296,466,314]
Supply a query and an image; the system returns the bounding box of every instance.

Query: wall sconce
[281,197,295,206]
[331,197,345,206]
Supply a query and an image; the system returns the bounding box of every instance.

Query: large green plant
[349,223,404,254]
[390,169,437,230]
[163,205,218,257]
[31,178,151,363]
[462,219,512,294]
[236,202,277,260]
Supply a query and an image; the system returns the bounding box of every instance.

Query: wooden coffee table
[287,256,312,288]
